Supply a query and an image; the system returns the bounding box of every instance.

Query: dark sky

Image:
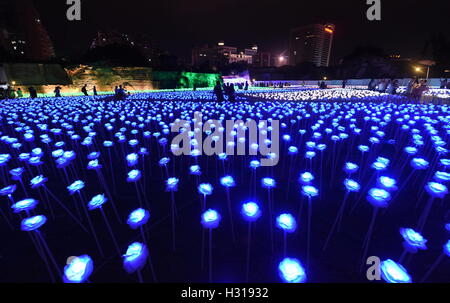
[35,0,450,64]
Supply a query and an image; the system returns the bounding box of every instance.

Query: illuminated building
[289,24,335,67]
[192,42,262,69]
[0,0,55,61]
[0,0,27,58]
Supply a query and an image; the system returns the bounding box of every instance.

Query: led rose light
[324,179,361,251]
[241,201,262,281]
[63,255,94,283]
[123,242,149,281]
[380,259,412,283]
[361,188,391,269]
[278,258,307,283]
[11,198,38,214]
[201,209,221,283]
[417,182,448,232]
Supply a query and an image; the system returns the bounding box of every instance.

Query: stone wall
[0,63,156,96]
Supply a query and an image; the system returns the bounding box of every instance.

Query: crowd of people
[114,85,128,100]
[403,78,430,99]
[440,78,450,89]
[366,77,434,100]
[213,81,239,102]
[1,78,449,102]
[253,82,292,88]
[367,79,400,94]
[0,86,24,99]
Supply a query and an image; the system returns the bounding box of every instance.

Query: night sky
[35,0,450,64]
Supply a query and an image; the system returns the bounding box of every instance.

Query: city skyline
[31,0,450,65]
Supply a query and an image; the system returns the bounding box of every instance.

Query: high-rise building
[289,24,335,67]
[0,0,55,61]
[192,42,264,69]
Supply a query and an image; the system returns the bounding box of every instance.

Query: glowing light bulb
[261,178,276,189]
[201,209,221,229]
[220,176,236,188]
[190,165,201,175]
[63,255,94,283]
[127,208,150,229]
[380,259,412,283]
[404,146,418,155]
[123,242,148,274]
[344,162,359,174]
[241,202,261,222]
[21,215,47,231]
[87,194,107,210]
[299,172,314,184]
[159,157,170,166]
[434,171,450,183]
[12,198,38,213]
[400,228,427,250]
[127,169,142,182]
[0,185,16,196]
[278,258,307,283]
[302,185,319,198]
[126,153,139,166]
[198,183,213,195]
[358,145,369,153]
[378,176,398,191]
[344,179,360,192]
[411,158,429,170]
[425,182,448,199]
[30,175,47,189]
[250,160,260,169]
[444,240,450,257]
[166,177,179,191]
[288,146,298,154]
[67,180,85,195]
[367,188,391,208]
[276,213,297,233]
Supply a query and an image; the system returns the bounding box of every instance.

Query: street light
[418,60,436,80]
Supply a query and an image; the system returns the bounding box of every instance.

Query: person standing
[17,88,23,98]
[93,86,98,96]
[54,86,62,97]
[81,84,88,96]
[229,83,236,101]
[29,87,37,99]
[8,87,16,99]
[5,86,10,100]
[213,81,224,102]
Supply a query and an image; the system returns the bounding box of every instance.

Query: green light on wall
[153,71,221,89]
